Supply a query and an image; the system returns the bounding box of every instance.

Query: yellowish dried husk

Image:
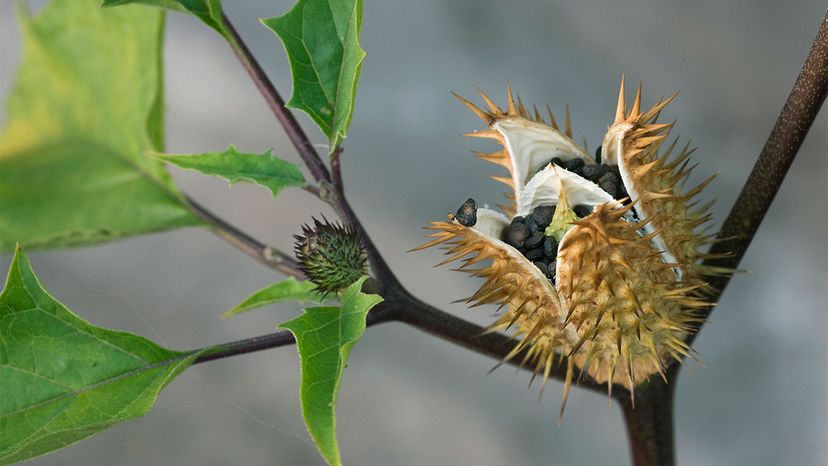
[602,78,726,284]
[556,204,703,388]
[417,81,722,407]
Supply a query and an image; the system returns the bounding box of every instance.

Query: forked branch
[686,9,828,348]
[190,13,828,466]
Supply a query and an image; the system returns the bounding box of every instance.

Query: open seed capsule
[415,81,723,410]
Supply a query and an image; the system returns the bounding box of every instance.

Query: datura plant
[2,0,824,464]
[416,79,727,410]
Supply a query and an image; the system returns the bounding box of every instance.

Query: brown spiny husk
[556,204,707,390]
[416,81,728,412]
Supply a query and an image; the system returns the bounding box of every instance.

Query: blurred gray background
[2,1,827,465]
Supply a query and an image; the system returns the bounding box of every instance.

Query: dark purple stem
[187,196,304,279]
[687,9,828,347]
[620,380,676,466]
[223,17,330,185]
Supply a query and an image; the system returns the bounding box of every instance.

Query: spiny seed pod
[414,79,728,412]
[295,217,368,295]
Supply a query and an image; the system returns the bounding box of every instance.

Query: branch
[326,192,401,293]
[690,9,828,343]
[213,12,601,392]
[186,196,305,279]
[330,146,344,194]
[194,328,295,364]
[391,293,610,395]
[222,14,330,185]
[638,13,828,464]
[193,9,824,466]
[221,14,399,292]
[193,301,397,364]
[191,286,610,395]
[210,6,828,398]
[620,380,676,466]
[182,193,591,390]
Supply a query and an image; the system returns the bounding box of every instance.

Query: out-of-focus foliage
[0,0,202,250]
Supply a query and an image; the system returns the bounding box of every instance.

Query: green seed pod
[294,217,368,295]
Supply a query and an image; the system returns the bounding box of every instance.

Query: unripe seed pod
[294,217,368,295]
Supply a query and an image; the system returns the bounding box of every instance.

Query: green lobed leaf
[0,0,203,251]
[102,0,229,39]
[153,145,306,198]
[0,246,200,464]
[222,277,327,319]
[279,277,382,466]
[262,0,366,151]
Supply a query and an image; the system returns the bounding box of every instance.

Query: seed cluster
[504,205,559,280]
[424,82,719,397]
[549,157,628,201]
[455,158,630,283]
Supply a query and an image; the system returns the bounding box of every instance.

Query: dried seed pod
[415,81,726,412]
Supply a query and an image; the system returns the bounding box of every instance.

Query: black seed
[505,219,528,248]
[543,236,558,257]
[597,171,619,198]
[550,157,565,167]
[595,146,602,164]
[533,261,548,275]
[573,204,593,217]
[454,198,477,226]
[531,205,555,227]
[598,170,618,183]
[618,185,630,201]
[525,215,539,235]
[581,163,609,182]
[603,167,629,200]
[616,180,629,200]
[525,232,544,249]
[525,248,544,260]
[546,260,557,278]
[564,158,585,173]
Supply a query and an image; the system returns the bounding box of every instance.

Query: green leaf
[279,277,382,466]
[153,145,306,198]
[262,0,366,151]
[0,0,202,251]
[102,0,229,39]
[222,277,327,319]
[0,246,199,464]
